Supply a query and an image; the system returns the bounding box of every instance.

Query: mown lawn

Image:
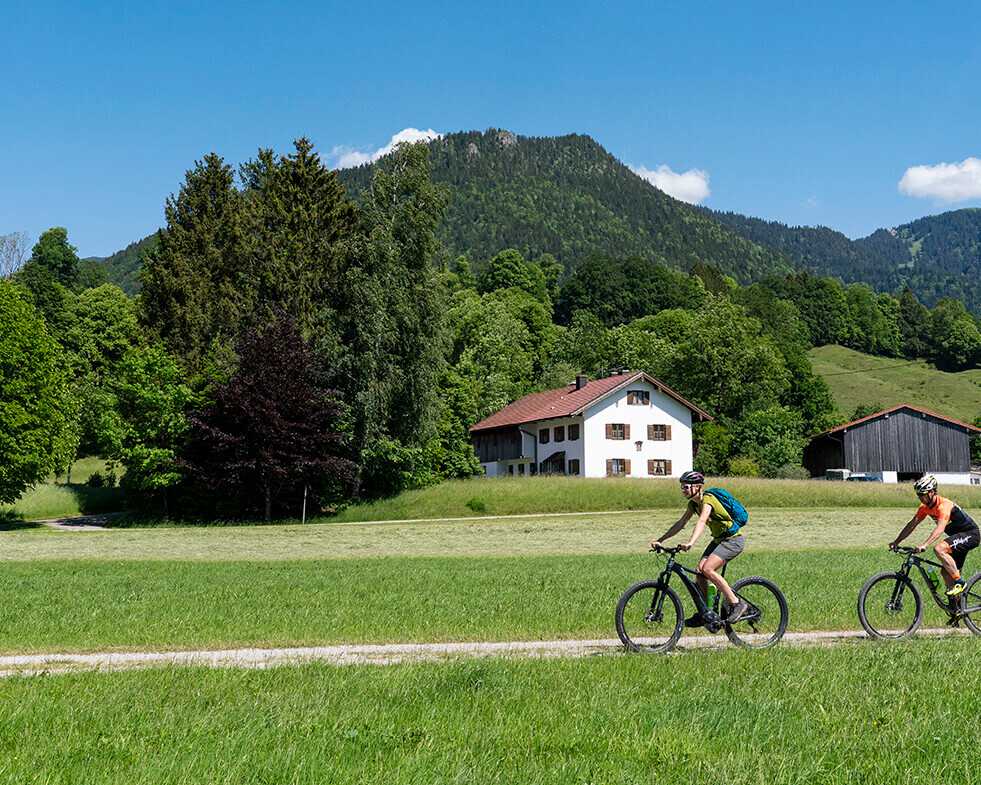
[0,640,978,784]
[0,548,966,654]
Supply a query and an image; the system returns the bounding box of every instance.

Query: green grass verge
[0,457,125,523]
[1,641,979,784]
[331,475,981,523]
[0,548,966,654]
[810,343,981,423]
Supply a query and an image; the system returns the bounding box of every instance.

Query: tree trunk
[265,486,272,524]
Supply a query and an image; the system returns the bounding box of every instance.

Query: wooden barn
[803,404,981,483]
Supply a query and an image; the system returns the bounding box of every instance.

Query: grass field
[0,507,969,654]
[0,457,125,523]
[329,475,981,524]
[810,343,981,423]
[1,641,978,784]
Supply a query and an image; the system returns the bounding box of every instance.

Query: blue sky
[3,1,980,257]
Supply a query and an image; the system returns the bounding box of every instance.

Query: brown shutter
[606,459,613,476]
[626,460,631,475]
[665,424,672,441]
[648,460,655,475]
[624,424,630,440]
[627,391,634,404]
[606,424,613,439]
[647,424,654,440]
[666,460,673,475]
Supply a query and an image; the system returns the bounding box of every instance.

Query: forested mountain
[709,208,981,313]
[91,232,160,295]
[337,130,795,284]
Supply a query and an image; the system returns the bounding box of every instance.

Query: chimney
[576,373,587,390]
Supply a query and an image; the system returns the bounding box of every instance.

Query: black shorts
[942,526,980,569]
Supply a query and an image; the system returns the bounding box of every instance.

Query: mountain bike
[615,545,789,653]
[857,545,981,639]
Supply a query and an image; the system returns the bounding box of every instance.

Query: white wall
[581,380,694,479]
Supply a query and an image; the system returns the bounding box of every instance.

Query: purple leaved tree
[184,313,357,522]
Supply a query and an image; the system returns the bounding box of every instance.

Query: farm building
[803,404,981,484]
[469,370,712,478]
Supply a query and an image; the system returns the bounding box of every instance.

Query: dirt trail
[0,628,971,677]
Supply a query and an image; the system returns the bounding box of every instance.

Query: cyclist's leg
[933,539,961,588]
[700,536,745,605]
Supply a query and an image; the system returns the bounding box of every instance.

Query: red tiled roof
[470,371,712,432]
[808,404,981,439]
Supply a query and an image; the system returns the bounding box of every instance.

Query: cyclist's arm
[889,516,922,549]
[918,519,948,552]
[682,503,713,550]
[652,509,693,548]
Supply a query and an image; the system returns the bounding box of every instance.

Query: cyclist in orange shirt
[889,475,980,597]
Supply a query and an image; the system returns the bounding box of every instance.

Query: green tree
[479,248,549,305]
[898,286,931,359]
[112,346,192,517]
[138,153,247,374]
[0,282,76,503]
[29,227,80,288]
[930,298,981,371]
[731,406,807,477]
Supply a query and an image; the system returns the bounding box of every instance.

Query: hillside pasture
[810,344,981,424]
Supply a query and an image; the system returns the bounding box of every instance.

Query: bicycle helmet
[913,475,938,494]
[679,470,705,485]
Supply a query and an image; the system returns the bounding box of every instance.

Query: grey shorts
[701,534,745,564]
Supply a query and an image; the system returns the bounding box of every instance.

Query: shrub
[774,463,810,480]
[466,496,486,513]
[728,457,761,478]
[87,472,105,487]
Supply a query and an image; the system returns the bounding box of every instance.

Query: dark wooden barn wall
[471,427,523,462]
[844,410,970,472]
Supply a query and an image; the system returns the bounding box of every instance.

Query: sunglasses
[681,484,698,492]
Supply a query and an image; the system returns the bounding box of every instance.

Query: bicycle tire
[857,571,923,639]
[958,571,981,637]
[615,580,684,654]
[722,576,789,649]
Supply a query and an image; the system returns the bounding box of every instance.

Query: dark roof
[470,371,712,432]
[808,404,981,439]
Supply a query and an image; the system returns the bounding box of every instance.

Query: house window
[648,424,671,441]
[648,459,672,476]
[607,458,630,476]
[627,390,650,405]
[568,424,580,441]
[568,459,580,476]
[539,428,550,444]
[554,426,565,442]
[518,463,525,476]
[606,423,629,440]
[508,464,514,475]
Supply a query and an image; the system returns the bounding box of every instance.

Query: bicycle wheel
[722,577,789,649]
[615,580,684,653]
[857,571,923,639]
[958,571,981,637]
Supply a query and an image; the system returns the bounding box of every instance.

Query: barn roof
[470,371,712,432]
[808,404,981,439]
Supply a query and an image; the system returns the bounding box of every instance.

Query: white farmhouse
[469,370,712,478]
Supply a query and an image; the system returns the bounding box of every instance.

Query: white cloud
[332,128,442,169]
[629,163,711,204]
[898,157,981,204]
[803,195,820,208]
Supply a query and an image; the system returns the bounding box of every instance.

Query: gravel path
[0,628,971,677]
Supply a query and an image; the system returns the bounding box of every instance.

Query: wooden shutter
[648,460,655,475]
[624,424,630,440]
[606,459,613,476]
[627,391,634,404]
[647,424,654,440]
[666,460,672,475]
[665,425,672,441]
[625,460,631,475]
[606,424,613,439]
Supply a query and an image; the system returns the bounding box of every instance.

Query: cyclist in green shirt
[652,471,747,627]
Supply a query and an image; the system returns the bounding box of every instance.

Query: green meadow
[4,480,981,783]
[1,643,978,784]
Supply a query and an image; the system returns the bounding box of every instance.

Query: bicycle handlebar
[891,545,919,555]
[650,544,685,554]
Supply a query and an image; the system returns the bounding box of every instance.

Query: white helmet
[913,475,937,494]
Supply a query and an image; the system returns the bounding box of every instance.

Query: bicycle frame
[894,548,956,612]
[654,549,727,619]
